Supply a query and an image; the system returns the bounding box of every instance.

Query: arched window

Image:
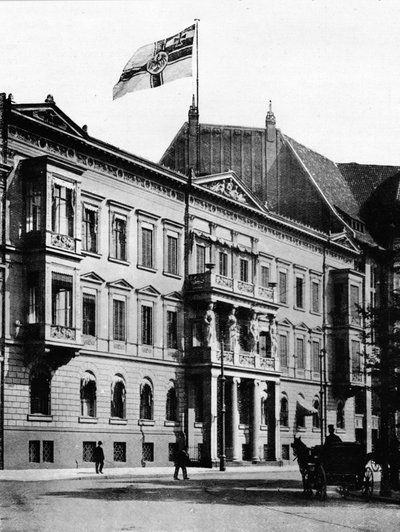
[280,395,289,427]
[140,380,153,420]
[30,367,51,415]
[166,383,178,422]
[336,400,345,429]
[312,397,320,429]
[295,394,305,428]
[111,375,126,419]
[81,371,96,417]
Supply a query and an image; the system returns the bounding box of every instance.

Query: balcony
[187,272,275,304]
[350,370,365,385]
[188,346,278,372]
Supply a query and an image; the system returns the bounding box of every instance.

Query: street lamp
[219,333,226,471]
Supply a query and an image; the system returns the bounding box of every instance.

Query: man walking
[173,447,189,480]
[94,441,105,474]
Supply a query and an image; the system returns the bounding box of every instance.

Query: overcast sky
[1,0,400,166]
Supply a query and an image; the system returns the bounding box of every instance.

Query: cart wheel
[315,464,327,501]
[361,467,374,501]
[301,468,313,498]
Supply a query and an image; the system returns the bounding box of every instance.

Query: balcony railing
[187,272,275,303]
[350,371,365,385]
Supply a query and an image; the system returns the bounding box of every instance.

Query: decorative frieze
[50,325,76,341]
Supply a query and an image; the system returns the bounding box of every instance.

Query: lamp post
[219,333,226,471]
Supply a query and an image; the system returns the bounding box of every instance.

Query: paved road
[1,470,399,531]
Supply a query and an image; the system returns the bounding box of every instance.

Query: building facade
[0,92,383,469]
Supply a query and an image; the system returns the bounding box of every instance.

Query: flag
[113,24,195,100]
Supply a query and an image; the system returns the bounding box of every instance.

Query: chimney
[188,95,199,175]
[265,100,278,210]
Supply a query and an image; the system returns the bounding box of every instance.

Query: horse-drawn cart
[292,438,374,501]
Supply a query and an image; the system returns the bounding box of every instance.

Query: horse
[291,436,313,497]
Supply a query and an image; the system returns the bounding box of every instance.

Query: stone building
[0,92,389,469]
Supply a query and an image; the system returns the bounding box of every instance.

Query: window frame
[51,271,73,328]
[82,203,99,254]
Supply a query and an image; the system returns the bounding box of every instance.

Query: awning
[111,375,125,394]
[81,372,96,386]
[296,396,318,416]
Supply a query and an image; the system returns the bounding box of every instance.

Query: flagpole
[194,18,200,109]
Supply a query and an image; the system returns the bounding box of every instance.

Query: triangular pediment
[107,279,133,290]
[193,171,268,211]
[137,285,161,296]
[81,271,105,284]
[311,326,323,334]
[277,318,293,328]
[295,322,310,332]
[164,291,183,302]
[13,103,87,138]
[330,231,360,253]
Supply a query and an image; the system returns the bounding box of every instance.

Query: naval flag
[113,24,195,100]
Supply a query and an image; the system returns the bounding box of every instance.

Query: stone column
[252,379,261,462]
[231,377,241,461]
[274,380,281,461]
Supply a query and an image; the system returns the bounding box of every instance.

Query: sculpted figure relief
[227,306,239,352]
[204,303,216,348]
[249,310,259,353]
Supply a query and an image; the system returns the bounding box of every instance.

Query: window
[311,281,320,313]
[334,283,344,314]
[83,293,96,336]
[296,409,305,429]
[141,305,153,345]
[142,442,154,462]
[83,441,96,462]
[239,259,249,282]
[219,251,228,277]
[167,310,178,349]
[52,272,73,327]
[80,372,96,417]
[194,380,203,422]
[140,381,153,420]
[295,276,304,309]
[312,398,320,429]
[111,215,127,261]
[196,244,206,273]
[279,334,288,368]
[113,442,126,462]
[26,182,42,232]
[52,181,74,236]
[27,271,40,324]
[259,331,271,357]
[238,382,250,425]
[336,400,345,429]
[30,367,51,415]
[141,226,154,268]
[191,321,202,347]
[260,265,270,288]
[82,205,98,253]
[113,299,126,342]
[351,340,361,373]
[296,337,305,369]
[43,441,54,463]
[278,271,288,304]
[111,376,126,419]
[29,441,40,463]
[280,396,289,427]
[312,340,321,372]
[166,234,178,274]
[350,285,360,324]
[166,385,178,421]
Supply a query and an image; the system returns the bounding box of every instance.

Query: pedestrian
[94,441,105,474]
[173,446,189,480]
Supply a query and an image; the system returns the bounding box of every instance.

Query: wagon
[292,438,374,501]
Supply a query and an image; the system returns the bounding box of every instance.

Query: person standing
[94,441,105,474]
[173,447,189,480]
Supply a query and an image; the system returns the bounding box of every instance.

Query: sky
[1,0,400,166]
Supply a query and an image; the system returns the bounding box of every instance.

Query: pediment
[107,279,133,290]
[164,291,183,302]
[311,326,323,334]
[80,271,105,284]
[330,231,360,253]
[193,171,268,211]
[13,103,87,138]
[295,322,310,332]
[277,318,293,328]
[137,285,161,296]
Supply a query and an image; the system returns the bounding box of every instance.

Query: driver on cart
[324,424,342,447]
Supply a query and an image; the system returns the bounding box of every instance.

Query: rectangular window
[296,337,305,369]
[52,272,73,327]
[43,440,54,463]
[29,441,40,463]
[279,334,288,367]
[141,305,153,345]
[334,283,344,314]
[83,293,96,336]
[260,265,270,288]
[141,227,154,268]
[28,271,40,324]
[142,442,154,462]
[83,441,96,462]
[219,251,228,277]
[295,276,304,309]
[350,285,360,324]
[113,442,127,462]
[26,182,42,232]
[82,206,98,253]
[113,299,126,341]
[351,340,361,373]
[166,235,178,275]
[52,182,74,236]
[111,215,127,261]
[279,271,288,304]
[240,259,249,282]
[312,341,321,372]
[191,321,202,347]
[196,244,206,273]
[311,281,320,313]
[167,310,178,349]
